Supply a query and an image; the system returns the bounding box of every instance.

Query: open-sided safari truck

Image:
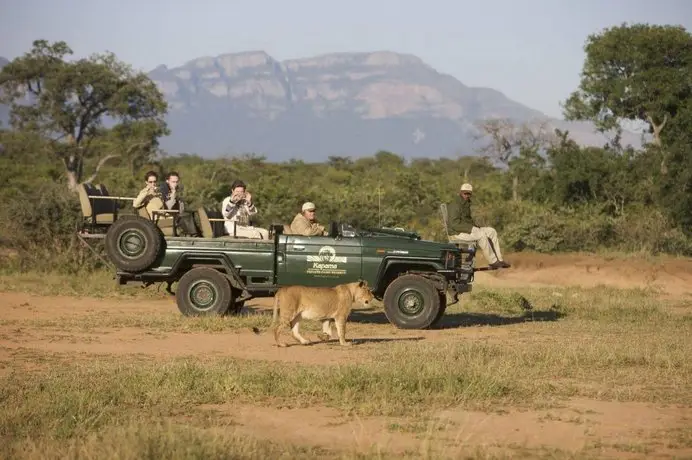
[78,182,479,330]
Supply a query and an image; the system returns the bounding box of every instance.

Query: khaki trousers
[449,226,503,264]
[224,221,270,239]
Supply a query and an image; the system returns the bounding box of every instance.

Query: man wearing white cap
[290,202,329,236]
[448,183,510,269]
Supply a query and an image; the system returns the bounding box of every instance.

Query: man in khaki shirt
[290,202,329,236]
[133,170,165,219]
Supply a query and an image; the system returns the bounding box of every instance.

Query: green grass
[0,269,166,299]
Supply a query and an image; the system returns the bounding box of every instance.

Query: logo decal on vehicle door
[306,245,347,275]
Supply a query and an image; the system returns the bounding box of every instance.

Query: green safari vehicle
[100,206,478,330]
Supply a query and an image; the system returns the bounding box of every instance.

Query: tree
[563,23,692,149]
[656,97,692,233]
[0,40,169,190]
[472,118,556,201]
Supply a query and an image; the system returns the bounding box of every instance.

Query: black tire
[176,268,233,317]
[430,292,448,328]
[225,300,245,316]
[105,215,162,272]
[382,274,442,329]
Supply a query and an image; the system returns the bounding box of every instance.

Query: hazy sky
[1,0,690,118]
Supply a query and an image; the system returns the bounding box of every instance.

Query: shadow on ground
[243,303,564,330]
[276,336,427,347]
[348,307,564,329]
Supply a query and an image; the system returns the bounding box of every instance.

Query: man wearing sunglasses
[448,183,510,269]
[133,170,165,219]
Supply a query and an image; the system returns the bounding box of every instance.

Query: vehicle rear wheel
[105,215,162,272]
[176,268,233,317]
[383,274,442,329]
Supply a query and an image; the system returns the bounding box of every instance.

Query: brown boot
[499,260,511,268]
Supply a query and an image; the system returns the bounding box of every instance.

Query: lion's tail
[251,292,280,335]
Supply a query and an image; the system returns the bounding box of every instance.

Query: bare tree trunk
[66,170,78,191]
[62,134,81,192]
[647,114,669,176]
[63,155,80,192]
[83,154,120,184]
[647,114,668,147]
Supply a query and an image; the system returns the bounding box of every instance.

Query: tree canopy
[0,39,169,190]
[562,23,692,147]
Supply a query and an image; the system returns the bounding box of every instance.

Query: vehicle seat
[77,183,118,228]
[196,207,226,238]
[133,198,176,236]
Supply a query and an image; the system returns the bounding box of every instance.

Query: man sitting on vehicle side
[448,183,511,269]
[221,180,270,239]
[290,202,329,236]
[133,170,165,219]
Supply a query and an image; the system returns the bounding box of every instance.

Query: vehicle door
[278,233,362,287]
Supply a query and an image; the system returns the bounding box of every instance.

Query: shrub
[0,183,104,273]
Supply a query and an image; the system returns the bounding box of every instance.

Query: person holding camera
[221,179,269,239]
[159,171,184,212]
[133,170,165,219]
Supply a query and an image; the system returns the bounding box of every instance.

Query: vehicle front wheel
[430,292,448,328]
[382,274,442,329]
[225,300,245,316]
[176,268,233,317]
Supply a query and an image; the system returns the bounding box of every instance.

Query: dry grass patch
[1,273,691,458]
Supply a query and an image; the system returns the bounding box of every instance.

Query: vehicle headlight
[441,250,461,268]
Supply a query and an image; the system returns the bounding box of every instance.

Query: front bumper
[437,266,474,294]
[450,281,472,294]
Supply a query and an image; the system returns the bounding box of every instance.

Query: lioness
[254,280,374,347]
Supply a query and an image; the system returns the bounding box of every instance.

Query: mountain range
[1,51,646,161]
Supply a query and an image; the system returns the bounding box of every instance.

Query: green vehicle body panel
[117,226,473,298]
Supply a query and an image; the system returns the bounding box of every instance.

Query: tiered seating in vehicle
[77,183,134,235]
[77,182,276,241]
[195,207,272,240]
[77,182,185,237]
[134,204,177,237]
[195,207,226,238]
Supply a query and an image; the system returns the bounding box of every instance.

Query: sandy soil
[1,251,691,458]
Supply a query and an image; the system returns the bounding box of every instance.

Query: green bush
[0,182,104,273]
